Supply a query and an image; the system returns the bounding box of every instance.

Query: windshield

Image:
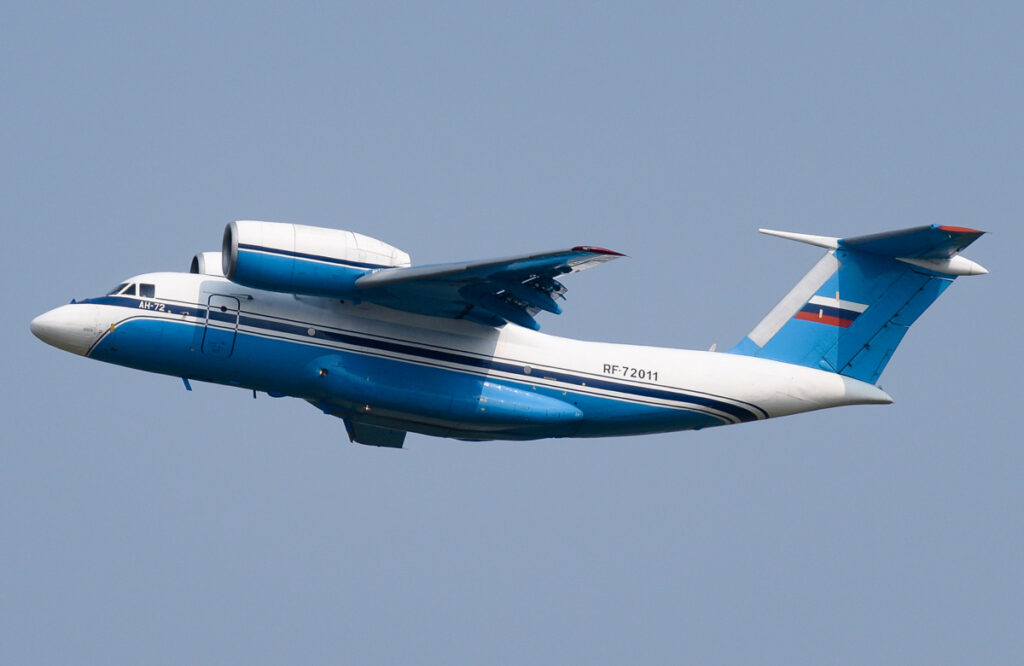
[106,282,128,295]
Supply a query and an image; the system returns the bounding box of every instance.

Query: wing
[353,246,625,329]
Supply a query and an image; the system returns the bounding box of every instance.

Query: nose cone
[31,304,102,356]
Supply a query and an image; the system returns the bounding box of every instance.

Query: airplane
[31,222,987,448]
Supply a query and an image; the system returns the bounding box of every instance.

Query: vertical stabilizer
[729,225,986,383]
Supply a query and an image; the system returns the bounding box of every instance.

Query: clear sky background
[3,2,1021,664]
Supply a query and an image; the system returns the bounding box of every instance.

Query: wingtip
[573,245,627,257]
[937,225,986,235]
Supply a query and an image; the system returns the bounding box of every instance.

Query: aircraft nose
[31,304,102,356]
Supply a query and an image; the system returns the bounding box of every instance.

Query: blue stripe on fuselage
[80,295,766,423]
[92,318,733,438]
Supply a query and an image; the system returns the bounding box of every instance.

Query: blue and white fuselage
[31,222,986,447]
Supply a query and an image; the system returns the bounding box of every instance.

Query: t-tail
[729,225,987,384]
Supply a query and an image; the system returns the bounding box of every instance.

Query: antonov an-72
[31,222,986,447]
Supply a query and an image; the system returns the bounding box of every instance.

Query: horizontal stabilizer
[759,229,839,249]
[840,225,985,259]
[762,224,987,276]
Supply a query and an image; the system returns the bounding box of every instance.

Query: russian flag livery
[794,294,868,328]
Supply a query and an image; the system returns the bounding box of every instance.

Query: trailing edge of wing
[354,246,625,329]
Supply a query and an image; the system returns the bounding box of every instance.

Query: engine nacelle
[190,252,225,276]
[222,221,410,297]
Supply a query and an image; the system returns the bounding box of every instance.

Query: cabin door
[202,294,240,356]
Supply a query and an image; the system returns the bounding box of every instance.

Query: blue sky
[3,2,1021,663]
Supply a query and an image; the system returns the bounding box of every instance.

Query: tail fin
[728,225,987,383]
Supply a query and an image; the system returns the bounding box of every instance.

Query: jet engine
[221,220,411,297]
[190,252,224,276]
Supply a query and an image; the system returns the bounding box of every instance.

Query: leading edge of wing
[354,246,625,289]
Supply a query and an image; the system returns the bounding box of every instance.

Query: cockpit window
[122,283,136,296]
[139,283,155,298]
[107,282,128,295]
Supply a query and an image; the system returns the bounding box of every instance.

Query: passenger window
[140,283,155,298]
[122,284,136,296]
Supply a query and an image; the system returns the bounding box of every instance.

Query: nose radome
[30,309,64,344]
[31,304,102,356]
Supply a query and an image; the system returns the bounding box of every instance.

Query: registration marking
[602,364,659,382]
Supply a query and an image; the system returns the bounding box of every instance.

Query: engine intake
[222,221,410,297]
[190,252,224,276]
